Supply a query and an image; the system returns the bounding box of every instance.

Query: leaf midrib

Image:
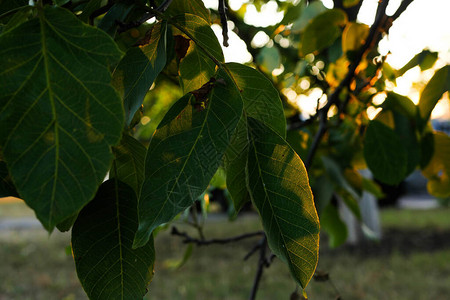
[40,12,59,228]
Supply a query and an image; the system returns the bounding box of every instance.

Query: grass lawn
[0,202,449,299]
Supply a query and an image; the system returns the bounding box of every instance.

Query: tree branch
[218,0,229,47]
[171,226,264,245]
[302,0,391,167]
[248,236,267,300]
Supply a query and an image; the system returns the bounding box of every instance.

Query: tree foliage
[0,0,448,299]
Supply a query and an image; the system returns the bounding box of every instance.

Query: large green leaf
[172,13,224,93]
[246,117,319,289]
[0,161,18,198]
[363,120,407,185]
[72,180,155,300]
[0,6,124,230]
[418,65,450,126]
[133,69,243,248]
[162,0,211,23]
[111,134,146,195]
[227,63,286,137]
[224,63,286,213]
[113,22,167,125]
[301,9,347,55]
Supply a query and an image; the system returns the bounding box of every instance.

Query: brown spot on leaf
[174,35,191,61]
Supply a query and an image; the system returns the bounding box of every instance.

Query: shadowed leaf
[0,6,124,230]
[133,69,242,248]
[113,22,167,125]
[224,63,286,213]
[72,180,155,300]
[111,134,146,195]
[364,120,407,185]
[246,117,319,288]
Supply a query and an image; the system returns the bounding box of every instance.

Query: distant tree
[0,0,448,299]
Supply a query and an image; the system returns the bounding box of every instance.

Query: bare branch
[171,226,264,245]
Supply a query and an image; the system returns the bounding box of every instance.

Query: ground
[0,201,449,300]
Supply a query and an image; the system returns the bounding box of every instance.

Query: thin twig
[248,236,267,300]
[171,226,264,245]
[218,0,229,47]
[303,0,390,168]
[117,0,174,33]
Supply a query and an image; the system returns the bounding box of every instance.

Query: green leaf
[363,120,407,185]
[382,92,417,120]
[134,69,243,248]
[111,134,146,196]
[113,22,168,125]
[321,156,361,218]
[0,161,18,198]
[179,42,216,93]
[55,212,78,232]
[422,132,450,198]
[0,6,124,230]
[246,117,319,289]
[224,63,286,213]
[320,203,347,248]
[280,1,305,25]
[78,0,103,21]
[311,175,334,216]
[291,1,327,32]
[256,46,281,74]
[0,0,28,24]
[393,112,420,176]
[418,65,450,126]
[227,63,286,137]
[98,3,136,37]
[172,13,223,63]
[173,13,224,93]
[342,22,369,54]
[72,180,155,300]
[223,116,250,213]
[301,9,347,55]
[397,49,439,77]
[163,0,210,23]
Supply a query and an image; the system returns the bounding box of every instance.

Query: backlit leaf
[397,49,438,77]
[224,63,286,213]
[0,6,124,230]
[422,132,450,198]
[342,22,369,54]
[173,14,224,92]
[364,120,407,185]
[113,22,168,125]
[246,117,319,288]
[418,65,450,127]
[134,69,243,248]
[72,180,155,300]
